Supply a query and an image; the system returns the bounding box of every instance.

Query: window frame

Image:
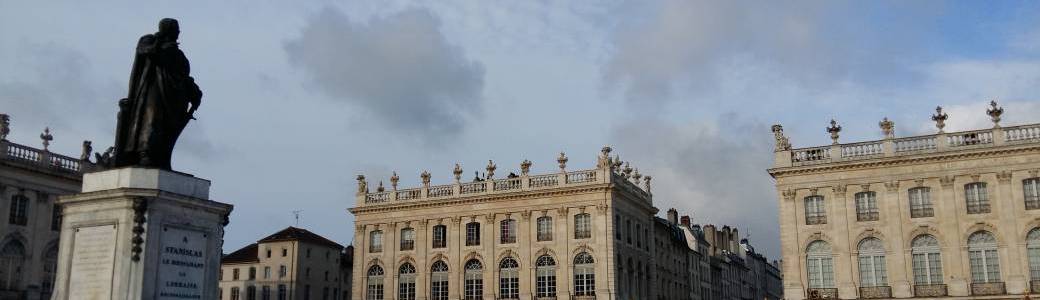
[804,196,827,225]
[909,187,934,218]
[1025,178,1040,210]
[965,182,990,214]
[855,191,879,221]
[399,228,415,251]
[537,217,553,242]
[432,225,447,248]
[499,219,517,244]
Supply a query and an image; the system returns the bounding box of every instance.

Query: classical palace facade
[219,227,353,300]
[769,102,1040,299]
[0,114,93,300]
[349,148,655,300]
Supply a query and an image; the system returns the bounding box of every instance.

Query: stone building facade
[0,114,92,300]
[219,226,353,300]
[348,148,655,300]
[769,102,1040,299]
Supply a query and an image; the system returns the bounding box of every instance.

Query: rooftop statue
[113,18,202,170]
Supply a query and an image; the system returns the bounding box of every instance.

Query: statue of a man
[113,18,202,170]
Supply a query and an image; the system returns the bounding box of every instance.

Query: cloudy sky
[4,1,1040,259]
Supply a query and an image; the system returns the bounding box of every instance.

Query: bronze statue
[113,18,202,170]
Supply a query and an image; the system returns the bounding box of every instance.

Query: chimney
[667,208,678,224]
[680,215,691,227]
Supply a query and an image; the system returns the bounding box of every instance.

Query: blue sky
[4,1,1040,259]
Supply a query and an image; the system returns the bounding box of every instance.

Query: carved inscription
[68,225,118,300]
[157,226,208,299]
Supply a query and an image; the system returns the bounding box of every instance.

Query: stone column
[51,167,232,300]
[996,171,1027,293]
[939,176,968,296]
[884,181,911,297]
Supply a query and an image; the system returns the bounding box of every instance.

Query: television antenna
[292,210,303,226]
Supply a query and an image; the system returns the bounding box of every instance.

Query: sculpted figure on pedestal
[114,18,202,170]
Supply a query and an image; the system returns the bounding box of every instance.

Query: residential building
[349,148,654,300]
[219,227,351,300]
[769,102,1040,299]
[0,114,92,300]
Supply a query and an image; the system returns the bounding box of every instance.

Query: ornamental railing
[778,123,1040,168]
[1031,280,1040,293]
[970,282,1005,296]
[858,286,891,299]
[806,288,838,299]
[0,140,88,174]
[912,284,947,297]
[358,166,650,207]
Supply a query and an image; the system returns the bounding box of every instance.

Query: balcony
[807,288,838,299]
[859,286,891,299]
[967,204,991,214]
[910,207,934,218]
[1032,280,1040,293]
[971,282,1005,296]
[856,212,879,222]
[913,284,947,297]
[805,216,827,225]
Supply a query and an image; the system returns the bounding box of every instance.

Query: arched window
[432,225,447,248]
[855,191,879,221]
[1027,229,1040,280]
[968,231,1000,283]
[804,196,826,225]
[464,259,483,300]
[465,222,480,246]
[430,261,449,300]
[500,219,517,244]
[535,255,557,297]
[857,238,887,287]
[965,182,990,214]
[499,258,519,299]
[537,217,553,241]
[399,228,415,251]
[366,265,384,300]
[575,213,592,239]
[1025,178,1040,210]
[574,252,595,296]
[0,240,25,290]
[911,235,943,285]
[369,231,383,253]
[398,263,416,300]
[8,195,28,226]
[909,187,933,218]
[41,245,58,295]
[806,240,834,288]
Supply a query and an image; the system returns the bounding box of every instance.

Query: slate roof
[257,226,344,249]
[221,243,259,264]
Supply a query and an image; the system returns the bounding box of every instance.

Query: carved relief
[884,181,899,192]
[940,176,955,187]
[520,211,531,221]
[997,171,1012,183]
[810,188,820,196]
[860,184,871,192]
[556,207,568,216]
[914,179,925,187]
[971,174,981,182]
[484,213,495,223]
[782,189,796,201]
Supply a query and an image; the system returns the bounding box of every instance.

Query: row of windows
[806,228,1040,290]
[368,214,593,253]
[5,194,61,230]
[804,178,1040,225]
[224,265,339,282]
[613,214,649,251]
[222,284,345,300]
[365,252,596,300]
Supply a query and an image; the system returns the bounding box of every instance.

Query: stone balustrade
[970,282,1005,296]
[356,149,652,207]
[776,123,1040,168]
[912,284,947,297]
[858,286,891,299]
[0,139,86,173]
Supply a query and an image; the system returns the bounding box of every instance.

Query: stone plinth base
[51,167,233,300]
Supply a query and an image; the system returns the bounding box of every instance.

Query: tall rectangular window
[249,267,256,280]
[966,182,990,214]
[399,228,415,251]
[9,195,28,226]
[432,225,447,248]
[369,231,383,253]
[537,217,553,241]
[1025,178,1040,210]
[278,285,287,300]
[465,223,480,246]
[264,266,271,279]
[233,268,240,280]
[51,204,61,231]
[262,286,271,300]
[614,215,621,240]
[909,187,933,218]
[279,265,287,278]
[574,213,591,239]
[855,192,879,221]
[804,196,826,225]
[500,219,517,244]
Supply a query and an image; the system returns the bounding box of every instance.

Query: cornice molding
[351,184,611,215]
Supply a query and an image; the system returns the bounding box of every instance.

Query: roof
[258,227,343,249]
[221,243,259,264]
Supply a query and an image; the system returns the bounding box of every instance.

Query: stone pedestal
[50,167,233,300]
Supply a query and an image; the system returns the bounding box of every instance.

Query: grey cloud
[610,116,780,258]
[285,7,486,139]
[604,0,939,106]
